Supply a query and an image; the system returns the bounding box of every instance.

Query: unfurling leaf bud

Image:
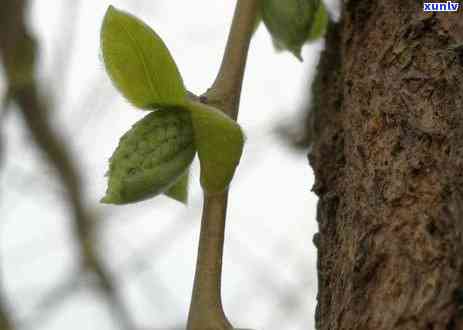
[101,6,187,109]
[307,1,328,42]
[164,169,190,204]
[99,6,246,202]
[101,108,196,204]
[187,101,245,194]
[262,0,322,60]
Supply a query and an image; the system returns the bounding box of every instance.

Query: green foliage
[307,1,328,41]
[261,0,328,60]
[101,6,187,109]
[100,6,246,203]
[164,169,190,203]
[187,101,245,194]
[101,108,195,204]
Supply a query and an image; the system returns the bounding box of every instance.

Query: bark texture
[309,2,463,329]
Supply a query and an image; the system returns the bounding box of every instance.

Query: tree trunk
[309,2,463,329]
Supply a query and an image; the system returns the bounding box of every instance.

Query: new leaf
[101,109,196,204]
[164,169,190,204]
[187,101,245,194]
[307,1,328,41]
[101,6,187,109]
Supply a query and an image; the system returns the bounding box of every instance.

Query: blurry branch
[0,298,14,330]
[19,273,82,330]
[0,199,13,326]
[0,1,134,329]
[0,3,21,329]
[1,96,10,120]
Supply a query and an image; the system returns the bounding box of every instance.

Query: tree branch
[204,0,260,120]
[187,1,260,330]
[0,2,134,329]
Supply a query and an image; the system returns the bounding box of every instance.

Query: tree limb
[0,2,134,329]
[187,1,260,330]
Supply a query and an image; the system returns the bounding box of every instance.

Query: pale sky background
[0,1,338,329]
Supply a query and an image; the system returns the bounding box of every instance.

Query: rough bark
[309,2,463,330]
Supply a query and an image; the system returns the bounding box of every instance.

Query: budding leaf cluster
[100,6,245,204]
[101,108,195,204]
[260,0,328,60]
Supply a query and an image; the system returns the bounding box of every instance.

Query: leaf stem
[187,1,260,330]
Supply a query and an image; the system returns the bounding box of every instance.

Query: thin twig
[204,0,261,120]
[187,1,260,330]
[19,273,82,330]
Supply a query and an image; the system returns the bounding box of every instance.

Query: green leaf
[101,108,196,204]
[186,100,245,194]
[262,0,320,60]
[307,1,328,41]
[101,6,187,109]
[164,169,190,204]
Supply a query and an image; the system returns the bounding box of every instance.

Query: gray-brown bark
[310,2,463,329]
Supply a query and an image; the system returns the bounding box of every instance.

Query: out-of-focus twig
[19,273,82,330]
[0,174,13,330]
[0,1,135,329]
[0,298,14,330]
[0,3,19,329]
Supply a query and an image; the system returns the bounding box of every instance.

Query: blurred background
[0,1,338,329]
